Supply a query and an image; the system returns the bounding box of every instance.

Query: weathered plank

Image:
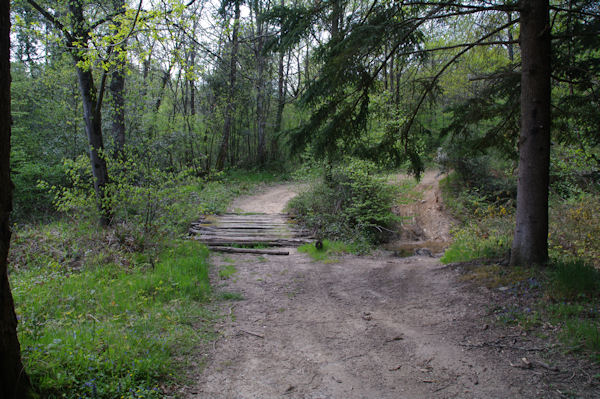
[189,212,312,247]
[207,246,290,255]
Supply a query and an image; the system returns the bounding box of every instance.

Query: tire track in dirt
[183,178,595,398]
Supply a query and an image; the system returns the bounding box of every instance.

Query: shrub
[549,194,600,266]
[287,159,397,247]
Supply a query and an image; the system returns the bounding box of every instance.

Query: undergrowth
[9,170,275,398]
[287,159,397,250]
[440,159,600,360]
[298,240,355,262]
[13,240,213,398]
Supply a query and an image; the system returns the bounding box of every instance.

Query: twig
[240,329,264,339]
[434,383,453,393]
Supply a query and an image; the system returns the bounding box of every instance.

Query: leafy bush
[549,194,600,266]
[10,149,66,222]
[550,145,600,199]
[287,159,397,247]
[440,172,513,263]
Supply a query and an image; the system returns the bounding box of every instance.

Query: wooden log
[194,237,314,246]
[208,246,289,255]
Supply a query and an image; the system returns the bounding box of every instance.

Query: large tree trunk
[0,1,32,396]
[510,0,551,266]
[215,0,241,171]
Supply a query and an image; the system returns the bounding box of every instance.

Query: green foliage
[8,168,281,397]
[440,225,511,264]
[549,194,600,266]
[550,145,600,199]
[440,172,513,263]
[298,240,354,262]
[10,149,66,221]
[288,159,397,247]
[12,240,213,399]
[548,260,600,301]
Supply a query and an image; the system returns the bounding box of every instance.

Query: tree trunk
[215,0,241,171]
[76,67,112,226]
[110,0,126,155]
[110,67,125,154]
[69,0,112,226]
[272,49,286,157]
[506,12,514,62]
[0,1,32,396]
[255,8,267,166]
[510,0,551,266]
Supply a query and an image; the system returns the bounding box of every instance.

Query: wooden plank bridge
[189,213,313,254]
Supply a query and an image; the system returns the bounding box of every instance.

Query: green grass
[440,226,511,264]
[218,264,237,279]
[13,240,213,398]
[218,291,244,301]
[298,240,353,262]
[548,259,600,301]
[7,169,294,398]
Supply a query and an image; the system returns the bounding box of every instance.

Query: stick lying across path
[208,246,290,256]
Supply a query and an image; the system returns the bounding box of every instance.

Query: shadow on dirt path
[183,175,598,398]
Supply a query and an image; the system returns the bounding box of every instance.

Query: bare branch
[26,0,74,44]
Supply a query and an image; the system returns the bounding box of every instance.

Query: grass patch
[298,240,352,262]
[441,226,511,264]
[458,264,535,289]
[218,264,237,280]
[13,240,213,399]
[218,291,244,301]
[548,259,600,301]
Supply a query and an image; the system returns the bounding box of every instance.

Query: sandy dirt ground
[183,174,599,399]
[228,184,306,214]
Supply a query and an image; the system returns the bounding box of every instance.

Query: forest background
[1,0,599,397]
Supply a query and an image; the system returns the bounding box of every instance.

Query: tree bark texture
[0,0,32,396]
[110,67,126,154]
[511,0,551,266]
[215,0,241,171]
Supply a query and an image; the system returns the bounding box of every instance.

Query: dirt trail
[184,175,595,398]
[228,183,306,214]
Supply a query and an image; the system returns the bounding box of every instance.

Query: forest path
[183,175,573,398]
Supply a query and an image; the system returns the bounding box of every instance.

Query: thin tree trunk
[510,0,551,266]
[216,0,241,171]
[110,68,126,153]
[255,5,267,165]
[76,67,112,226]
[68,0,112,226]
[507,12,514,62]
[272,49,286,158]
[0,1,31,395]
[110,0,126,155]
